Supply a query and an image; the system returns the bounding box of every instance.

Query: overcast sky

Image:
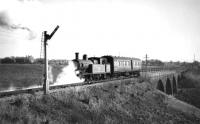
[0,0,199,62]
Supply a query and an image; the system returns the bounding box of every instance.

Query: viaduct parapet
[141,70,183,95]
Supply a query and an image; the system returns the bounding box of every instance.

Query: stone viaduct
[142,70,183,95]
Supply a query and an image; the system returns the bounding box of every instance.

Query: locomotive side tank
[88,57,110,74]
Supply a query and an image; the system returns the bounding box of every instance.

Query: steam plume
[0,11,10,28]
[54,61,84,85]
[11,24,37,40]
[0,11,36,40]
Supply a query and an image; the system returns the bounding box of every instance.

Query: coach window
[114,61,117,66]
[102,60,106,64]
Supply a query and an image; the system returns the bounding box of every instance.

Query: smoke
[0,2,37,40]
[0,11,10,27]
[53,61,84,85]
[48,65,54,84]
[11,24,37,40]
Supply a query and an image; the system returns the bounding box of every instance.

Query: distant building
[49,59,68,65]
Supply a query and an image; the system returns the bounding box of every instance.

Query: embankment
[0,79,199,124]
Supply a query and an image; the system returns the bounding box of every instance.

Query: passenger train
[73,53,142,81]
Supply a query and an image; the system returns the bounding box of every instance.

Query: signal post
[43,25,59,94]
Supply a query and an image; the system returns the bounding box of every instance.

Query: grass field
[0,64,64,91]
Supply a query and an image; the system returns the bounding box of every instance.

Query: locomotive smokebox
[83,54,88,60]
[75,52,79,60]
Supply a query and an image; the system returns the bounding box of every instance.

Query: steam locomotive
[73,53,142,81]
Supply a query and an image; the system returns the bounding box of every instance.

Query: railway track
[0,77,135,98]
[0,67,183,98]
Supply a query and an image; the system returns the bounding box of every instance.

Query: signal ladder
[40,32,45,59]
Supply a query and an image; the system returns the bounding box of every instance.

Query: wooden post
[43,31,49,94]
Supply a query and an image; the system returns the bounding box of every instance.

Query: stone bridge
[141,70,183,95]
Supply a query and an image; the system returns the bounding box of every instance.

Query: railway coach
[101,56,142,77]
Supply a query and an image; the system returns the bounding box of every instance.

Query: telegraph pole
[144,54,149,78]
[43,25,59,94]
[145,54,149,71]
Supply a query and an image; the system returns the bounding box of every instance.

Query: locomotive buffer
[43,25,59,94]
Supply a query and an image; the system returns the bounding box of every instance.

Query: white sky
[0,0,200,62]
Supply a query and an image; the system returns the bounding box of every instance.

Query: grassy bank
[0,80,199,124]
[175,67,200,109]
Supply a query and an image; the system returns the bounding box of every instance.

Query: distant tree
[148,59,164,66]
[0,56,35,64]
[1,57,15,64]
[34,58,44,64]
[26,55,34,63]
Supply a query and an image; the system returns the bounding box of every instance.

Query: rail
[0,76,136,98]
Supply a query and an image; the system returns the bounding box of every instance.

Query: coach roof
[102,55,141,61]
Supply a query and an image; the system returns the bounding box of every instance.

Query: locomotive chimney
[83,54,88,60]
[75,52,79,60]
